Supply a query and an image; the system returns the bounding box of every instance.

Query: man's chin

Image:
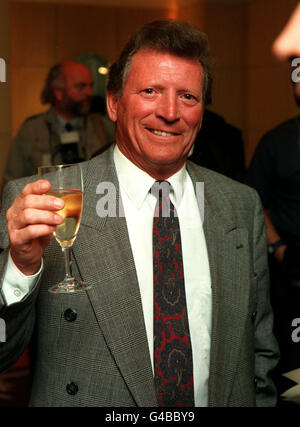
[77,105,91,116]
[150,148,190,166]
[68,103,91,117]
[147,155,186,176]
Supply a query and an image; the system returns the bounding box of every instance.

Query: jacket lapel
[73,148,157,406]
[187,162,251,406]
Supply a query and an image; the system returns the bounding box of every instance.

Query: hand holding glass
[38,164,91,293]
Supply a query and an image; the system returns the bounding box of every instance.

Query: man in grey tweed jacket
[0,20,279,407]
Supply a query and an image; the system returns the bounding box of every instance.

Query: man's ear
[106,92,119,122]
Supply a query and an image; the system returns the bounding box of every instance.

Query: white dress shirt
[2,145,212,406]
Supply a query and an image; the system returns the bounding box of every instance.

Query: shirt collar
[113,145,187,209]
[55,113,80,133]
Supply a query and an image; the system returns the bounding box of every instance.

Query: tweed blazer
[0,145,279,406]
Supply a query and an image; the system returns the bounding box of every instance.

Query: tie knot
[151,180,171,200]
[151,181,176,217]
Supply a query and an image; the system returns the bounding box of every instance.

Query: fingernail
[54,199,64,209]
[40,181,48,191]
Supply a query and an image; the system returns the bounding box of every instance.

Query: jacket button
[64,308,77,322]
[66,382,78,395]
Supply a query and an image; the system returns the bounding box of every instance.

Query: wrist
[268,239,285,255]
[9,250,42,276]
[268,240,287,263]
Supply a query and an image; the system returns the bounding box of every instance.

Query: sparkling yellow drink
[48,189,83,247]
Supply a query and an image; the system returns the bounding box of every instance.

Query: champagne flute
[38,163,91,293]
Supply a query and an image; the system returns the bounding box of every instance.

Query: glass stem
[62,247,74,282]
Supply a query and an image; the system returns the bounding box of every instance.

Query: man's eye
[183,93,195,100]
[143,88,155,95]
[181,93,198,105]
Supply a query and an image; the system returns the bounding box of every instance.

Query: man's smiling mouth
[148,128,180,137]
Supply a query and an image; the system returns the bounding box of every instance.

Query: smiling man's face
[107,49,204,179]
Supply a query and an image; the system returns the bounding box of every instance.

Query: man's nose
[156,93,179,122]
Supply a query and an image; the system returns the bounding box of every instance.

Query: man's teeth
[150,129,175,137]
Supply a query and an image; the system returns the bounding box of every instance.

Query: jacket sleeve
[252,190,280,406]
[0,179,40,374]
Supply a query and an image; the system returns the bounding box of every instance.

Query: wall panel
[56,5,118,63]
[10,65,49,134]
[116,7,171,60]
[10,3,57,67]
[178,3,204,29]
[202,0,245,136]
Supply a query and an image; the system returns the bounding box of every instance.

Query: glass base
[48,278,92,294]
